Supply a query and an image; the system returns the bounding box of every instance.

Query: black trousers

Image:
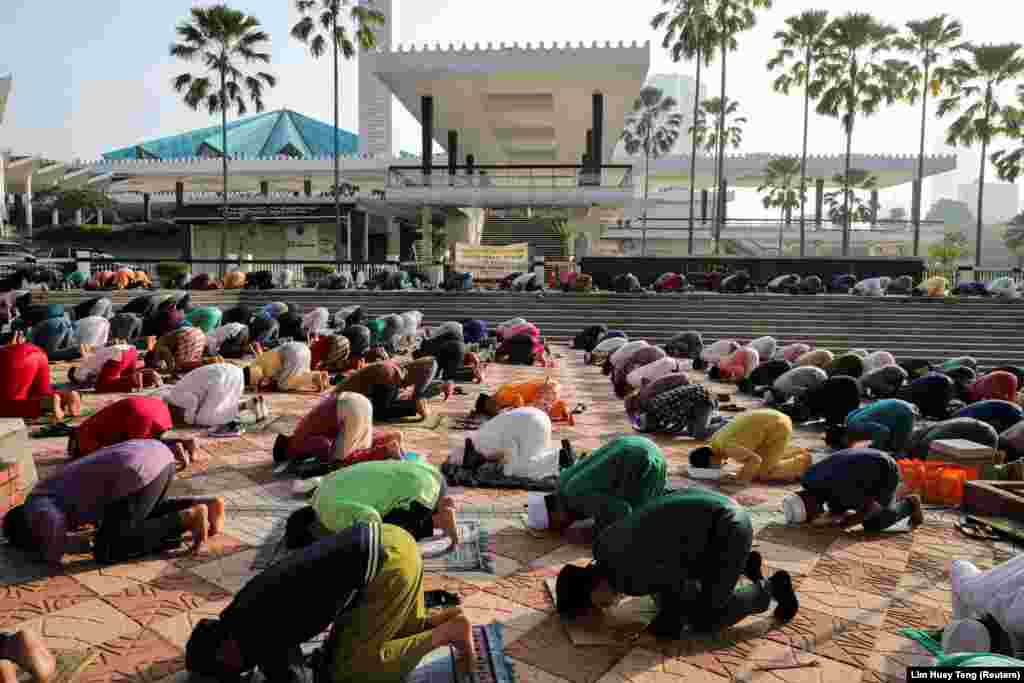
[93,463,194,564]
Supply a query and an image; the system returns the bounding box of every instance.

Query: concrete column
[336,212,349,262]
[303,179,312,197]
[592,93,604,172]
[96,208,103,225]
[51,208,59,226]
[23,174,32,237]
[143,193,152,222]
[74,209,83,226]
[421,96,434,183]
[814,179,825,226]
[259,181,269,196]
[175,182,184,209]
[386,217,401,262]
[447,130,458,182]
[362,212,369,261]
[586,129,593,169]
[870,189,880,225]
[417,206,433,262]
[700,189,709,224]
[183,224,194,261]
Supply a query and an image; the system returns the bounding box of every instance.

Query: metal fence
[924,267,1024,287]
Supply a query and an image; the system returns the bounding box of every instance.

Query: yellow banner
[453,242,530,280]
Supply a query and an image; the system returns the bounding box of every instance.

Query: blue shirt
[801,449,900,513]
[845,399,916,452]
[954,400,1023,434]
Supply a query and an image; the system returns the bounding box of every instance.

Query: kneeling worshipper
[461,318,487,345]
[897,372,958,420]
[626,356,686,391]
[954,400,1024,433]
[70,296,112,321]
[863,350,896,373]
[859,364,908,398]
[766,273,800,293]
[248,315,281,350]
[784,449,924,531]
[824,352,865,379]
[414,334,481,384]
[904,417,999,459]
[943,555,1024,658]
[529,435,666,537]
[246,340,329,392]
[765,365,827,405]
[708,346,759,383]
[309,333,351,373]
[206,322,250,359]
[573,325,608,353]
[286,459,458,549]
[67,396,191,464]
[773,342,811,363]
[223,305,255,327]
[459,407,561,480]
[604,339,650,376]
[917,275,949,297]
[28,317,82,362]
[612,345,668,398]
[302,307,330,338]
[474,376,576,424]
[966,370,1020,403]
[495,332,547,367]
[109,312,147,348]
[159,363,267,428]
[147,326,216,375]
[555,489,798,637]
[185,306,224,334]
[0,629,56,683]
[853,276,888,296]
[692,339,739,371]
[664,330,703,361]
[988,276,1021,299]
[746,336,777,363]
[2,440,223,565]
[335,357,446,421]
[69,343,162,393]
[0,335,81,421]
[585,335,629,366]
[826,399,917,453]
[689,409,812,484]
[273,392,402,467]
[795,348,834,369]
[630,382,718,438]
[781,375,861,427]
[185,522,476,683]
[737,359,792,394]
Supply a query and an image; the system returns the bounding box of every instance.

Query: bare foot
[416,398,430,419]
[63,391,82,417]
[179,437,198,462]
[446,615,476,663]
[8,629,56,683]
[144,336,157,352]
[46,395,64,424]
[181,505,210,555]
[442,382,455,401]
[0,660,17,683]
[172,442,191,470]
[141,369,162,388]
[206,497,226,536]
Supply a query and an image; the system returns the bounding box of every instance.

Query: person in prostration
[630,382,719,438]
[69,343,162,393]
[942,554,1024,658]
[206,322,250,359]
[272,391,402,466]
[246,340,329,392]
[285,459,458,550]
[953,400,1024,434]
[585,335,629,366]
[2,440,224,565]
[0,333,81,421]
[688,409,812,484]
[858,364,908,399]
[474,376,576,424]
[782,449,924,531]
[309,333,351,373]
[67,395,200,467]
[459,407,561,480]
[185,306,224,334]
[28,317,83,362]
[528,435,667,539]
[966,371,1020,404]
[896,372,958,420]
[159,363,268,429]
[826,398,917,453]
[184,522,476,683]
[147,326,219,376]
[554,489,798,638]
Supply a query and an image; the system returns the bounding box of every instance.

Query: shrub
[156,262,189,284]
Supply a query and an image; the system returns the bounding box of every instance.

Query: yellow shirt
[923,276,948,296]
[710,409,790,455]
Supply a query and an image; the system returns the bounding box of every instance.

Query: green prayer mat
[30,423,75,438]
[899,627,945,656]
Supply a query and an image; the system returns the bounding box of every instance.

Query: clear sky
[1,0,1020,212]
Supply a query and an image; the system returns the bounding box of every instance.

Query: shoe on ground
[908,494,925,527]
[770,571,799,622]
[745,550,764,583]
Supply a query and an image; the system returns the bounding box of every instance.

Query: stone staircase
[38,289,1024,367]
[480,217,566,259]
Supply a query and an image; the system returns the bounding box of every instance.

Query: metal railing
[386,164,633,190]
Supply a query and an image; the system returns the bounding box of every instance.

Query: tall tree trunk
[688,50,702,256]
[914,60,930,258]
[842,118,853,256]
[220,65,229,276]
[642,146,649,257]
[778,206,785,253]
[975,85,993,268]
[799,47,812,258]
[714,40,728,254]
[333,14,344,262]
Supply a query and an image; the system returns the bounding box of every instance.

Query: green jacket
[186,306,224,334]
[557,435,666,533]
[594,489,752,616]
[313,459,443,533]
[936,653,1024,668]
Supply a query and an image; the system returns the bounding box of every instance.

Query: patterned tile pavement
[0,344,1015,682]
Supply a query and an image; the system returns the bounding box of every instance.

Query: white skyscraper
[358,0,393,158]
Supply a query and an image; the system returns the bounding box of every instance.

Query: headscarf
[302,307,331,337]
[74,316,111,347]
[318,335,351,371]
[747,336,777,361]
[700,339,740,366]
[400,311,423,339]
[334,392,373,462]
[110,313,143,341]
[249,316,280,348]
[335,305,365,329]
[366,318,387,346]
[277,312,305,342]
[775,343,812,363]
[864,350,896,373]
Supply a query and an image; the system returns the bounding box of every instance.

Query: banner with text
[453,242,530,281]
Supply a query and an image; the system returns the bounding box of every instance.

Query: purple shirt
[26,439,175,563]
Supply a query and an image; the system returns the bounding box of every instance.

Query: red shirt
[291,393,339,444]
[969,371,1019,403]
[0,343,51,401]
[74,396,173,458]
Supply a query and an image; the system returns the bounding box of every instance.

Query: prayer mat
[899,627,945,656]
[449,415,487,431]
[421,520,493,574]
[544,578,658,646]
[249,518,292,572]
[30,422,75,438]
[242,414,301,435]
[441,462,558,492]
[405,624,515,683]
[51,650,99,683]
[382,412,446,430]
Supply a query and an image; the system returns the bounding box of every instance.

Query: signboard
[453,242,530,281]
[174,202,354,224]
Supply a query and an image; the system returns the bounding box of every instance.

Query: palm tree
[992,85,1024,183]
[893,14,963,258]
[691,96,747,252]
[823,169,879,228]
[812,13,907,256]
[170,5,276,266]
[938,43,1024,266]
[621,86,684,256]
[708,0,773,241]
[757,157,804,253]
[766,9,829,257]
[292,0,384,262]
[651,0,717,255]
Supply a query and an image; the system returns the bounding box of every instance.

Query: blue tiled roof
[102,109,359,160]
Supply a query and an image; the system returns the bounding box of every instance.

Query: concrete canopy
[365,41,650,164]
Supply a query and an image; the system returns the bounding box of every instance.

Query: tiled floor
[0,345,1015,682]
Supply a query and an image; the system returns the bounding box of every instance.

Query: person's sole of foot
[47,395,64,424]
[745,550,764,582]
[9,629,55,683]
[182,505,209,555]
[206,497,226,536]
[770,571,799,622]
[907,493,925,527]
[65,391,82,418]
[173,442,191,470]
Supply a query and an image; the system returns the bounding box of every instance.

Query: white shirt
[863,350,896,373]
[701,339,738,364]
[469,407,556,480]
[206,323,247,355]
[77,344,132,384]
[512,272,535,290]
[855,278,886,296]
[74,316,110,347]
[748,336,777,361]
[302,308,330,336]
[161,363,244,426]
[953,557,1024,656]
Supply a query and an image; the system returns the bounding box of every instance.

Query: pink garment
[626,356,683,389]
[700,340,739,365]
[777,343,811,363]
[718,347,760,381]
[503,323,540,340]
[864,351,896,372]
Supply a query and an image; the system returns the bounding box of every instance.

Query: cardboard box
[930,439,996,462]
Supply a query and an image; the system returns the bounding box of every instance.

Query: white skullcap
[783,493,807,525]
[942,619,991,655]
[526,493,550,530]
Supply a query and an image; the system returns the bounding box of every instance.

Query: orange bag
[898,459,925,495]
[921,461,968,506]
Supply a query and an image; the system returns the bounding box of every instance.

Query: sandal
[956,519,1002,542]
[571,403,587,415]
